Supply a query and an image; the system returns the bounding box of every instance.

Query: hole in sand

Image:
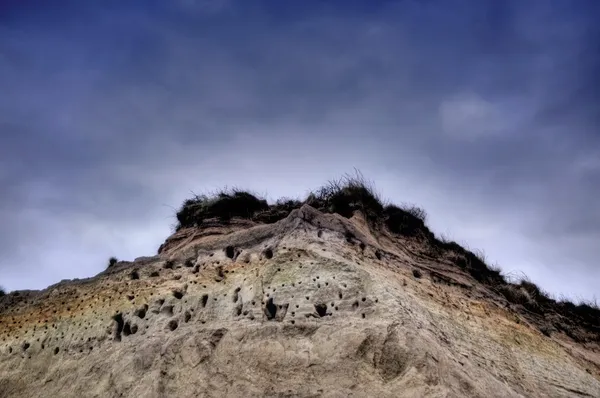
[314,304,328,317]
[201,295,209,307]
[123,322,132,337]
[265,298,277,320]
[112,313,124,342]
[135,305,148,319]
[167,320,178,331]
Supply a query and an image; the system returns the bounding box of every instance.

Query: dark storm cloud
[0,0,598,299]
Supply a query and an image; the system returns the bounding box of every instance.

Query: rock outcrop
[1,205,599,397]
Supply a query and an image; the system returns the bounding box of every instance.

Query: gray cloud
[0,0,598,301]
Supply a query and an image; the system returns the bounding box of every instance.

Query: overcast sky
[1,0,599,302]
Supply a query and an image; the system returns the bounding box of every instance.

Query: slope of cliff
[1,177,599,398]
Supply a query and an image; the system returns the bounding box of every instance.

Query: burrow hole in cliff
[112,313,124,342]
[233,287,241,303]
[172,290,185,300]
[264,248,273,259]
[225,246,236,259]
[265,298,277,320]
[184,311,191,323]
[135,305,148,319]
[201,294,209,307]
[375,251,382,260]
[54,347,59,355]
[130,270,140,280]
[314,304,329,317]
[168,320,178,331]
[123,322,132,337]
[345,231,355,244]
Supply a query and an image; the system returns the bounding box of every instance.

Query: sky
[1,0,599,302]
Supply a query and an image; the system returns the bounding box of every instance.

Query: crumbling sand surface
[1,205,599,397]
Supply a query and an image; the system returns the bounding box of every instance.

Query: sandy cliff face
[1,205,599,398]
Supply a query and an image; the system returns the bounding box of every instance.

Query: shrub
[309,170,384,221]
[383,204,430,237]
[402,204,427,223]
[176,188,269,229]
[252,197,303,224]
[558,299,600,329]
[108,257,118,268]
[497,284,531,306]
[0,288,5,297]
[519,280,554,306]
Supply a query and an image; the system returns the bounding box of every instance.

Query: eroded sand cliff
[1,205,599,397]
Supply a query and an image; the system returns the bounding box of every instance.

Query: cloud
[439,93,520,140]
[0,0,599,302]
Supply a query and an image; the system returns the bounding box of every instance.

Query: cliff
[1,179,599,398]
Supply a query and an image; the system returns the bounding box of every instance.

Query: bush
[497,284,531,306]
[108,257,118,268]
[176,188,269,229]
[309,170,384,220]
[0,288,5,297]
[252,197,303,224]
[383,204,430,237]
[558,300,600,329]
